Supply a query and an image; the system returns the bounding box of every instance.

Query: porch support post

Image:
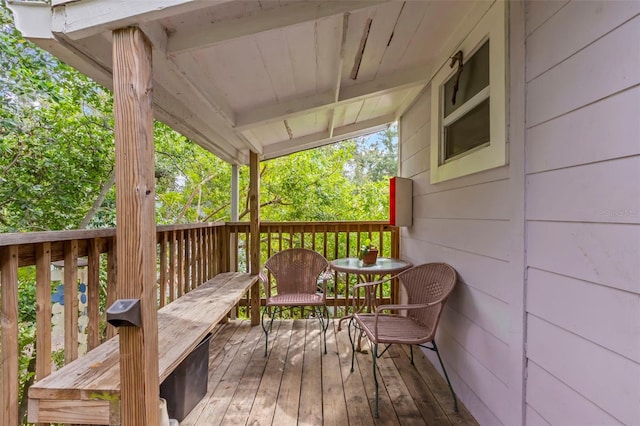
[112,27,159,426]
[249,151,261,325]
[231,164,239,221]
[229,164,239,271]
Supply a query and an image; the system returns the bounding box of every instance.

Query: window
[430,1,507,183]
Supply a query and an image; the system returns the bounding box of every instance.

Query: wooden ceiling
[11,0,481,164]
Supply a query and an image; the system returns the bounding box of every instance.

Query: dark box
[160,333,212,421]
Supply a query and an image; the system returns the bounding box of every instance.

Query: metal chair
[260,248,331,356]
[348,262,458,417]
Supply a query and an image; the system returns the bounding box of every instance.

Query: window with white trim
[430,1,507,183]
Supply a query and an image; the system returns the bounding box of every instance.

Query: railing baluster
[87,239,100,350]
[1,245,20,426]
[63,240,79,364]
[35,243,52,382]
[177,230,184,298]
[106,238,118,340]
[160,232,168,307]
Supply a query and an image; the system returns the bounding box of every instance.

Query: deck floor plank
[272,320,305,425]
[180,320,479,426]
[398,345,477,426]
[298,322,323,425]
[178,322,240,423]
[246,320,293,425]
[321,321,349,426]
[334,320,376,426]
[389,345,450,425]
[183,322,263,426]
[353,340,401,425]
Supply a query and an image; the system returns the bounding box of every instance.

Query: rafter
[236,65,429,131]
[262,115,393,160]
[328,12,350,139]
[167,1,384,55]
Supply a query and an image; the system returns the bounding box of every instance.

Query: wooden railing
[0,222,226,424]
[227,221,399,316]
[0,220,397,425]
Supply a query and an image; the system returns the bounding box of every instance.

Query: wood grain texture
[249,151,261,325]
[27,273,258,424]
[87,239,101,350]
[105,239,117,340]
[112,26,159,426]
[1,246,19,426]
[35,243,52,381]
[63,240,79,363]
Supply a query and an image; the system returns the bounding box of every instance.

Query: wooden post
[0,246,19,426]
[249,151,261,325]
[113,26,159,426]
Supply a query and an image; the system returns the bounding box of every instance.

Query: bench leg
[251,279,261,326]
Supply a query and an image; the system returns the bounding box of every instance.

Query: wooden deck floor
[180,319,478,426]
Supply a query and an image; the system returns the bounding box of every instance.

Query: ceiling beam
[262,114,393,160]
[328,13,350,139]
[167,1,385,55]
[51,0,233,41]
[236,65,429,131]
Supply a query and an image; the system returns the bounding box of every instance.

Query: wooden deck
[181,319,478,426]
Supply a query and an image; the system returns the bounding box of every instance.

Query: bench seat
[28,272,259,425]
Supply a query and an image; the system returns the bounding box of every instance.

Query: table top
[330,257,413,275]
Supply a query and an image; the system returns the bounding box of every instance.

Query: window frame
[430,1,507,183]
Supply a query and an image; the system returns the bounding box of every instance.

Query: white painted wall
[524,1,640,425]
[398,2,526,424]
[399,1,639,424]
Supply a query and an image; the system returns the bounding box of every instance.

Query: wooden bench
[28,272,260,425]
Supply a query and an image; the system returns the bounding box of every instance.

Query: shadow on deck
[180,319,478,426]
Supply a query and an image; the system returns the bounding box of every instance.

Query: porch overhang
[8,0,481,164]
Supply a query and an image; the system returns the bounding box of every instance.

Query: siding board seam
[414,177,510,195]
[526,313,640,365]
[403,237,511,263]
[525,0,570,39]
[526,219,640,226]
[526,358,630,425]
[526,12,640,83]
[525,83,640,130]
[438,324,511,387]
[525,151,640,176]
[445,303,510,346]
[526,266,640,297]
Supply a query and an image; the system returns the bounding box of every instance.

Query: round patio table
[330,257,412,337]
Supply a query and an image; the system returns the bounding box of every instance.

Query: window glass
[443,40,489,117]
[444,98,490,160]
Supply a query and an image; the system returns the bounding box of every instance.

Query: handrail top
[1,220,392,247]
[0,222,225,247]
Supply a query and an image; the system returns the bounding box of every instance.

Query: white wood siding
[525,1,640,425]
[397,3,526,424]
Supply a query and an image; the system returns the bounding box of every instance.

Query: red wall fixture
[389,176,412,227]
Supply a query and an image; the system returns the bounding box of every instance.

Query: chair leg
[372,343,379,418]
[432,340,458,412]
[321,305,329,354]
[261,306,275,357]
[348,317,356,372]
